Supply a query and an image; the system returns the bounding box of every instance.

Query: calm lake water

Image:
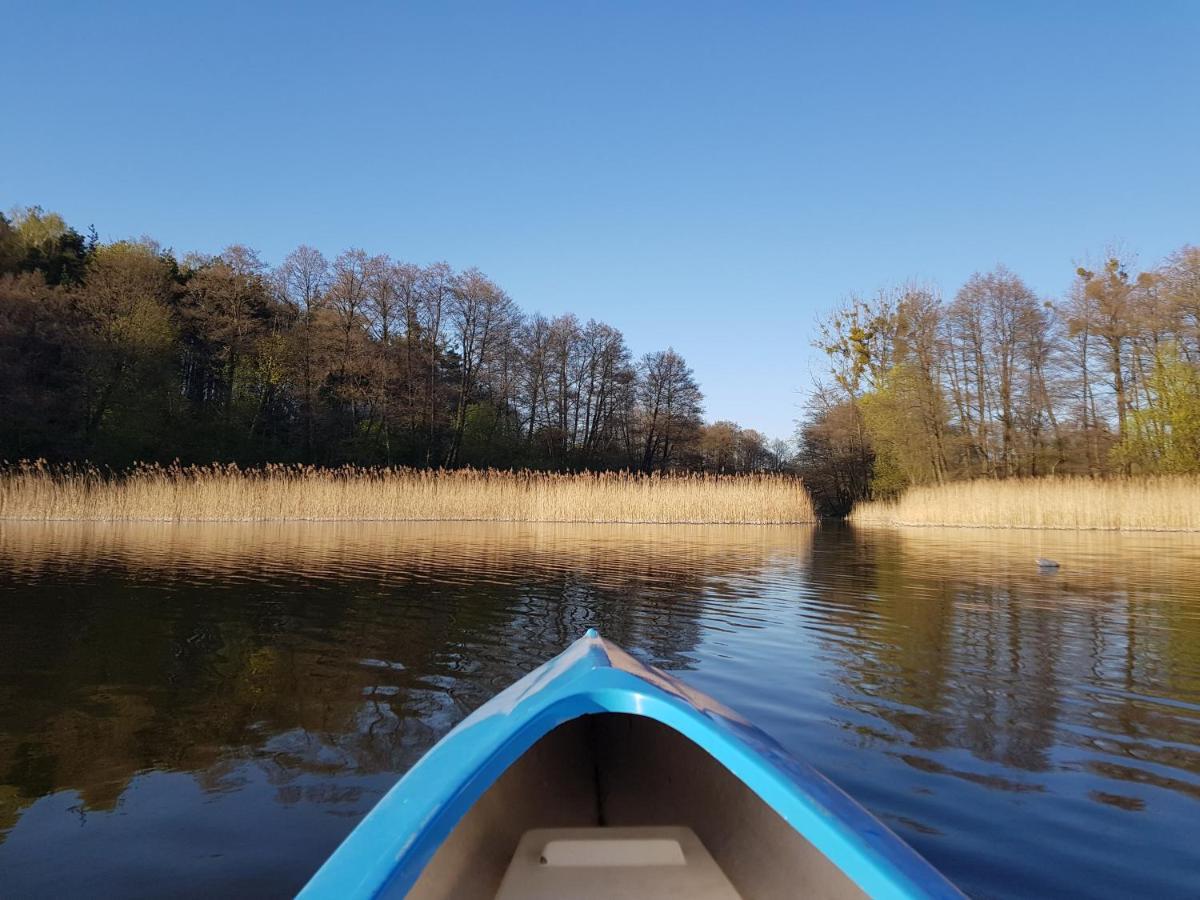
[2,522,1199,898]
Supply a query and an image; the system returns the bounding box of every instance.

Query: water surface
[1,522,1199,898]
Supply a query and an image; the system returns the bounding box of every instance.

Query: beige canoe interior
[404,713,866,900]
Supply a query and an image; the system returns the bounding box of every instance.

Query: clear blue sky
[4,2,1197,439]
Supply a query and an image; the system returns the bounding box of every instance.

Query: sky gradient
[4,2,1198,438]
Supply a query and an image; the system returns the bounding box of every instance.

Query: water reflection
[823,528,1200,772]
[1,521,1199,898]
[0,523,810,872]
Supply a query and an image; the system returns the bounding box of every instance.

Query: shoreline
[0,516,816,525]
[850,521,1200,533]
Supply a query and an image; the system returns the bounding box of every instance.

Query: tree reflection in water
[1,521,1199,898]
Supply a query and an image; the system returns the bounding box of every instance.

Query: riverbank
[0,463,815,524]
[850,476,1200,531]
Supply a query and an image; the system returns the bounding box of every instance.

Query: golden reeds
[850,476,1200,531]
[0,461,816,524]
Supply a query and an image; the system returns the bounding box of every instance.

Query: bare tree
[274,245,329,459]
[637,348,703,471]
[445,268,519,465]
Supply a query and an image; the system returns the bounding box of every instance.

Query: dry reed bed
[851,476,1200,531]
[0,463,816,524]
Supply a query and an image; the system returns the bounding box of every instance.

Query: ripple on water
[0,521,1199,898]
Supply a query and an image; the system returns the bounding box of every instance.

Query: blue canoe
[301,630,962,899]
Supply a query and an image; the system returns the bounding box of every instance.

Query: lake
[1,521,1199,898]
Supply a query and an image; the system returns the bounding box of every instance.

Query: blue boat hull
[301,630,961,899]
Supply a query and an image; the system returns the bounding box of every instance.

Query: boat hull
[300,631,961,899]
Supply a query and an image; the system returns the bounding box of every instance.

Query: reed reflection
[0,522,813,840]
[3,521,1200,898]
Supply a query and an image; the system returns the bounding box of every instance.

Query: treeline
[0,206,781,472]
[797,247,1200,514]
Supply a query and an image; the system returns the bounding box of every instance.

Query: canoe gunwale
[299,632,963,899]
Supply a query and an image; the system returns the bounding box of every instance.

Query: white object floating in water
[1036,558,1060,569]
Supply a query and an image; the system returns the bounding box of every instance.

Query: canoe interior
[404,713,866,900]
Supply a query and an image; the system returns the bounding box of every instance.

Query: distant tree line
[0,206,783,473]
[796,247,1200,514]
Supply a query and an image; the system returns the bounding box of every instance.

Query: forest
[5,205,1197,517]
[0,207,779,473]
[796,247,1200,514]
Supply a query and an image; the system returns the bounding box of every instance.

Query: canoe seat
[496,825,742,899]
